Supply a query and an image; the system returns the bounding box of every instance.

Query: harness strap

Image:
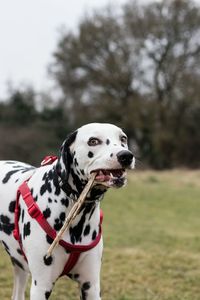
[13,190,27,261]
[13,181,103,276]
[61,252,81,277]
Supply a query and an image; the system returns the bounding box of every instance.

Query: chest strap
[13,181,103,276]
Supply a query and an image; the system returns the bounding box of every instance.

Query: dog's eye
[88,138,101,146]
[120,136,127,144]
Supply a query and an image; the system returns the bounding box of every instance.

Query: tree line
[0,0,200,169]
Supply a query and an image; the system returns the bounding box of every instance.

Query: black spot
[43,208,51,219]
[46,235,54,245]
[60,212,66,221]
[54,199,57,203]
[0,215,10,224]
[0,215,15,235]
[48,198,52,203]
[40,181,52,195]
[30,188,37,202]
[54,213,65,231]
[23,222,31,239]
[69,229,76,244]
[45,290,52,299]
[82,282,91,290]
[121,144,125,147]
[13,165,26,169]
[21,167,35,173]
[42,172,48,180]
[43,255,53,266]
[54,219,62,231]
[110,153,113,157]
[88,151,94,158]
[17,248,23,256]
[69,205,93,243]
[106,139,110,145]
[2,241,10,254]
[51,169,61,196]
[2,167,34,183]
[74,158,79,167]
[89,187,106,201]
[84,224,90,236]
[21,210,25,223]
[5,161,16,164]
[61,198,69,207]
[68,273,80,281]
[34,280,37,286]
[9,201,15,213]
[89,206,96,220]
[92,230,97,240]
[70,169,84,194]
[80,169,85,176]
[40,170,56,195]
[11,257,24,270]
[81,281,91,300]
[2,170,21,183]
[74,273,79,279]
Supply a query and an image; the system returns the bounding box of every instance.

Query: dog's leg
[79,281,101,300]
[76,241,103,300]
[12,265,29,300]
[30,279,54,300]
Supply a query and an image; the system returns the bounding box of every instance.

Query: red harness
[13,156,103,276]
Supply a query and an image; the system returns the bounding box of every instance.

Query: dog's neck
[55,162,107,204]
[39,164,106,245]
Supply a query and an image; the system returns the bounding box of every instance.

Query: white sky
[0,0,128,99]
[0,0,199,99]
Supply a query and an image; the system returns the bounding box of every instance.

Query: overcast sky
[0,0,199,99]
[0,0,129,99]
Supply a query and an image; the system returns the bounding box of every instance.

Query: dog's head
[56,123,134,191]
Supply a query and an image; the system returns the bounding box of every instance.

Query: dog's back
[0,160,35,217]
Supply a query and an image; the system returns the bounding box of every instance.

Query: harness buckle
[28,203,41,219]
[41,155,58,166]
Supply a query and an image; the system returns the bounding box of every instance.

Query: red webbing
[13,181,103,275]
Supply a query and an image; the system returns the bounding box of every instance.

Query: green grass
[1,170,200,299]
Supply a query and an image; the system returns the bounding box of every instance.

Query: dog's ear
[56,130,77,181]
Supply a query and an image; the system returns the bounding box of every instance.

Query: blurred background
[1,1,200,299]
[0,0,199,169]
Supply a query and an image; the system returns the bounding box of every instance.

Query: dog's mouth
[91,169,126,188]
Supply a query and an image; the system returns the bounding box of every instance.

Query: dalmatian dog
[0,123,134,300]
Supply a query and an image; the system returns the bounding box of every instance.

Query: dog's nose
[117,150,134,167]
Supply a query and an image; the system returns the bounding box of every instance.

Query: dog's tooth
[110,172,114,178]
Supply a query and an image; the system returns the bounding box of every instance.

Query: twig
[46,172,97,258]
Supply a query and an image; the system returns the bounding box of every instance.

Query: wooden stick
[46,172,97,258]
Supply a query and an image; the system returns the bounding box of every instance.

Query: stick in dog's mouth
[46,172,97,258]
[92,169,127,188]
[46,168,128,257]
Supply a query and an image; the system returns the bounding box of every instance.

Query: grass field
[1,170,200,299]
